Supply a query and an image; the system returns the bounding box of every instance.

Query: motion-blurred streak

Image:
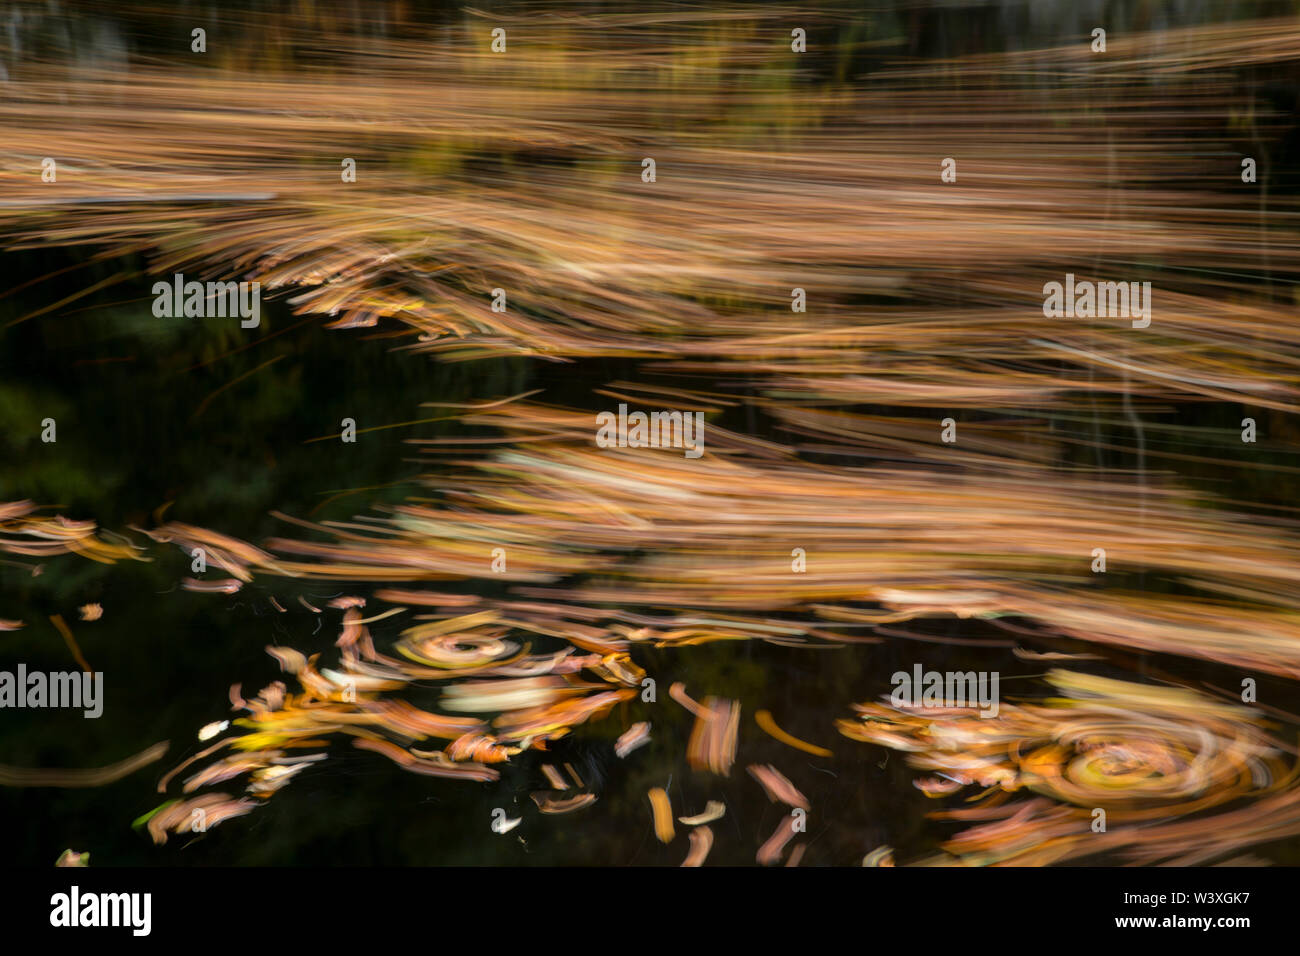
[838,670,1300,866]
[2,16,1299,412]
[128,399,1300,678]
[146,603,642,842]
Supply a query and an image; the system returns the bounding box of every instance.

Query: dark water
[2,243,1297,866]
[0,247,928,865]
